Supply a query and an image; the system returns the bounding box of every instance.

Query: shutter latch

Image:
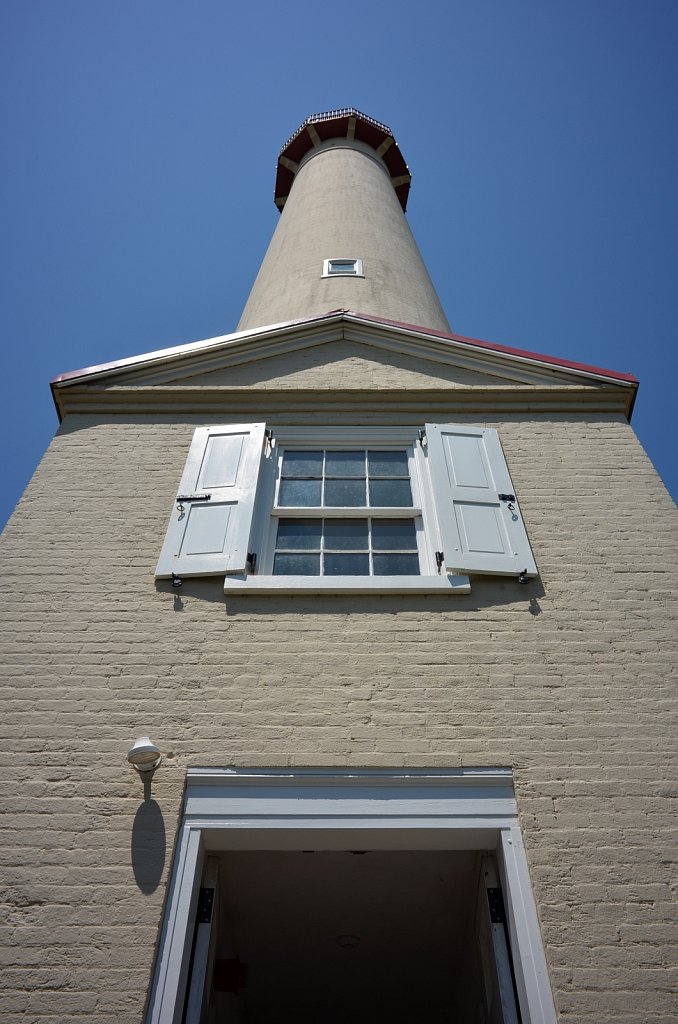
[178,493,213,516]
[176,493,211,513]
[177,493,211,502]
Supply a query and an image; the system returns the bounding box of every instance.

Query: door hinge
[197,886,214,924]
[487,886,506,925]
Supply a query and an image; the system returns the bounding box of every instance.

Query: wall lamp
[127,736,162,772]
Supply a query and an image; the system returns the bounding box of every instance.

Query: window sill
[223,574,471,594]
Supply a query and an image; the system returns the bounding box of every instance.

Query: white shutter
[155,423,266,579]
[426,422,537,577]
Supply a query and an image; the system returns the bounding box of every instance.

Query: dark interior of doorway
[204,849,491,1024]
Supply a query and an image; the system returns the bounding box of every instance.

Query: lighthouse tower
[238,108,450,332]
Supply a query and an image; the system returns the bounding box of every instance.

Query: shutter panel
[155,422,266,578]
[426,422,537,577]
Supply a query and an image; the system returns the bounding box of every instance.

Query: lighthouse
[1,110,676,1024]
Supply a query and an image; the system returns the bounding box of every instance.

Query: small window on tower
[322,258,364,277]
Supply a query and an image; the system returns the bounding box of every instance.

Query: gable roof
[50,309,638,420]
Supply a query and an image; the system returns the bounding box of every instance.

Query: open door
[476,854,521,1024]
[183,858,219,1024]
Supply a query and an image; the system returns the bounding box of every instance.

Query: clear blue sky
[2,1,677,530]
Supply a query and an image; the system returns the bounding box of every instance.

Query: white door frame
[145,767,556,1024]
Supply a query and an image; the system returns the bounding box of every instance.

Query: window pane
[367,450,409,477]
[324,553,370,576]
[328,260,356,274]
[281,451,323,478]
[369,478,413,507]
[324,519,369,550]
[273,553,321,575]
[276,519,322,550]
[324,478,366,507]
[325,451,365,477]
[278,479,322,507]
[373,553,420,576]
[372,519,418,550]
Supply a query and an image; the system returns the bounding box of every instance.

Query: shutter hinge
[197,886,215,924]
[418,429,427,448]
[265,429,275,454]
[498,493,515,503]
[435,551,444,572]
[246,552,257,573]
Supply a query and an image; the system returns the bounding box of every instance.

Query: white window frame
[224,426,471,594]
[322,257,364,277]
[145,767,556,1024]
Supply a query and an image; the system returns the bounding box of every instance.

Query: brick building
[2,109,677,1023]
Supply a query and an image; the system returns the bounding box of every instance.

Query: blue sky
[2,0,677,529]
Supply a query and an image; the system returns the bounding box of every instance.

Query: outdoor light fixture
[127,736,162,772]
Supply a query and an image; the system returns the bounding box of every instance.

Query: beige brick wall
[1,404,677,1023]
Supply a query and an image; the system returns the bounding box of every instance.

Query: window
[155,423,537,594]
[322,257,364,277]
[272,447,420,577]
[145,768,557,1024]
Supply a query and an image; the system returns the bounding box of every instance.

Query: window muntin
[271,445,423,577]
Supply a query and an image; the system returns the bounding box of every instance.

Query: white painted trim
[145,768,556,1024]
[223,574,471,594]
[145,826,203,1024]
[245,425,459,583]
[501,828,558,1024]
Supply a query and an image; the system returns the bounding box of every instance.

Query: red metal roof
[350,311,639,384]
[50,309,638,390]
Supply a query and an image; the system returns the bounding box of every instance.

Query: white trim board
[145,767,556,1024]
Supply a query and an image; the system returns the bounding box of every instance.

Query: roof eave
[50,309,639,422]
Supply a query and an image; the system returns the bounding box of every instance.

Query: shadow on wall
[155,574,547,616]
[131,776,166,894]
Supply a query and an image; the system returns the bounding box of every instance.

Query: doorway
[146,768,554,1024]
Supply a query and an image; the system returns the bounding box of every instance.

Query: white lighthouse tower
[238,108,450,332]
